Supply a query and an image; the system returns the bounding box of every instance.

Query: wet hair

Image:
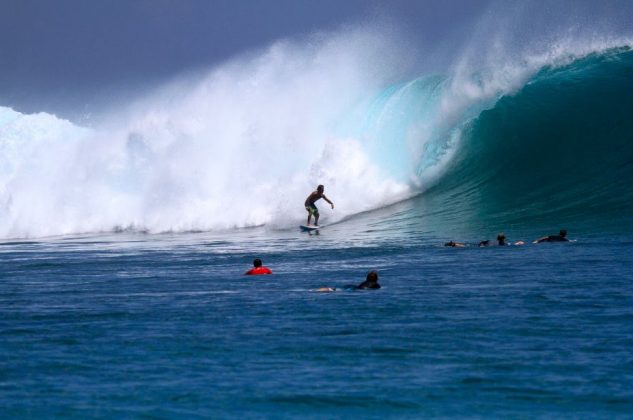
[366,271,378,283]
[253,258,262,267]
[317,184,324,192]
[445,241,455,247]
[559,229,567,237]
[497,233,505,240]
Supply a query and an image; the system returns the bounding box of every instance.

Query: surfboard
[300,224,321,232]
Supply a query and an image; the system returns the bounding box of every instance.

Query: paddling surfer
[533,229,569,243]
[305,184,334,226]
[245,258,272,275]
[315,271,381,292]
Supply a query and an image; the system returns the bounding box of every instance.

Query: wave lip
[425,47,633,231]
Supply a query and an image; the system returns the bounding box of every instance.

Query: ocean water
[3,223,633,418]
[1,32,633,417]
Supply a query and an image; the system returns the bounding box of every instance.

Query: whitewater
[1,24,631,239]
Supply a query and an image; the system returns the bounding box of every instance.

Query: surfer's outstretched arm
[323,194,334,209]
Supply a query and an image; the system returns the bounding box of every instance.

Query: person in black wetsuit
[355,271,380,289]
[314,271,381,292]
[533,229,569,243]
[480,233,525,246]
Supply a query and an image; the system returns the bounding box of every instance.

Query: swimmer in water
[244,258,273,275]
[533,229,569,244]
[445,241,466,247]
[480,233,525,246]
[356,271,381,289]
[315,271,381,292]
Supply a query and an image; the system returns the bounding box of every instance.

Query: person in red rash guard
[244,258,272,275]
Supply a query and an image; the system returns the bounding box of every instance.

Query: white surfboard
[300,224,321,232]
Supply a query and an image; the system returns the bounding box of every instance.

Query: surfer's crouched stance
[305,184,334,227]
[315,271,380,292]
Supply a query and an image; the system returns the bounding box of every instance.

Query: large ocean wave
[425,47,633,233]
[0,27,631,238]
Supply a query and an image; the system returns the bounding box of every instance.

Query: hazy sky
[0,0,489,116]
[0,0,630,118]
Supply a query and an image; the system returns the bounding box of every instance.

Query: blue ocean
[1,34,633,417]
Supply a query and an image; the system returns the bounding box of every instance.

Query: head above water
[497,233,505,240]
[366,271,378,283]
[317,185,324,193]
[559,229,567,237]
[253,258,262,267]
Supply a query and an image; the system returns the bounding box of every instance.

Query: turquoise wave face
[424,47,633,233]
[333,75,448,183]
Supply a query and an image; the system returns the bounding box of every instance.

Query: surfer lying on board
[533,229,569,243]
[478,233,525,247]
[305,184,334,226]
[444,240,466,247]
[315,271,381,292]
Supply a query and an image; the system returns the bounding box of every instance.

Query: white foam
[0,28,413,238]
[0,19,630,239]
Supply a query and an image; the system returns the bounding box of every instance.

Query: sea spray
[0,29,413,238]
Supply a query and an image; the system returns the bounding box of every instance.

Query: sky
[0,0,631,120]
[0,0,488,118]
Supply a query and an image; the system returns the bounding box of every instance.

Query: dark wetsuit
[545,235,569,242]
[334,279,381,291]
[355,280,381,289]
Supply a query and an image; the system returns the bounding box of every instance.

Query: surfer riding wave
[305,184,334,226]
